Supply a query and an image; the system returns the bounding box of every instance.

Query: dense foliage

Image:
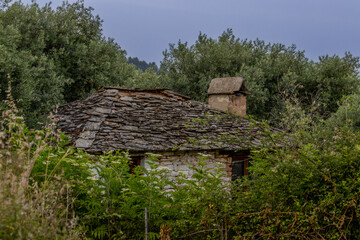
[3,86,360,239]
[232,121,360,239]
[2,0,360,239]
[2,1,359,128]
[0,96,232,239]
[328,93,360,131]
[0,0,160,128]
[160,29,360,122]
[0,88,81,239]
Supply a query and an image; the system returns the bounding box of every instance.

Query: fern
[148,232,160,240]
[91,225,109,239]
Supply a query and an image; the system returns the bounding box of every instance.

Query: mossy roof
[54,87,264,153]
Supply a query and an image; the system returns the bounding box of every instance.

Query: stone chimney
[207,77,248,116]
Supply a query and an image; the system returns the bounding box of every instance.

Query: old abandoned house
[55,77,264,181]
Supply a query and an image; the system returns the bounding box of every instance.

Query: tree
[327,91,360,130]
[309,53,360,116]
[160,29,360,123]
[128,56,158,72]
[0,0,138,128]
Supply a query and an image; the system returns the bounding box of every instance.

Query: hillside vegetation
[128,56,158,72]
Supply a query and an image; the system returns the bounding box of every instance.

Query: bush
[228,113,360,239]
[0,98,235,239]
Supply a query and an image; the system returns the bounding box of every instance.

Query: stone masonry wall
[208,94,246,116]
[141,151,232,182]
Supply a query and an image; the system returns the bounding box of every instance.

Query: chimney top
[208,77,248,95]
[207,77,247,116]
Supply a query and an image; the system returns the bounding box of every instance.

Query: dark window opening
[231,153,251,181]
[130,156,142,174]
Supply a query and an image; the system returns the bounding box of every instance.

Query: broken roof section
[54,87,263,154]
[208,77,248,95]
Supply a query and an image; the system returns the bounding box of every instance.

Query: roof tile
[55,87,263,153]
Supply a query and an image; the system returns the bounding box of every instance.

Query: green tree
[0,0,140,128]
[128,56,158,72]
[327,91,360,130]
[309,53,360,116]
[160,29,360,122]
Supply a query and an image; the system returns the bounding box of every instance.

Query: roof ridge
[101,86,191,100]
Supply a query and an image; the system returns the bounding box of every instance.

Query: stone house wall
[139,151,233,182]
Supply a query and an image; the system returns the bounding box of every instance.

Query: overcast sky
[24,0,360,65]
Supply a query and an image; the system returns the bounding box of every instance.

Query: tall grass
[0,84,79,239]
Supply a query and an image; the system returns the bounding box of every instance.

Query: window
[130,156,142,174]
[231,151,251,181]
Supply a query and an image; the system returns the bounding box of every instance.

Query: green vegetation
[0,94,232,239]
[128,56,158,72]
[2,0,360,239]
[0,87,81,239]
[328,93,360,131]
[0,0,160,128]
[1,1,359,128]
[160,29,360,123]
[3,83,360,239]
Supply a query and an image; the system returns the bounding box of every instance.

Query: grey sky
[25,0,360,64]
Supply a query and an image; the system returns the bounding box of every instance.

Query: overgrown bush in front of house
[0,96,234,239]
[0,90,81,239]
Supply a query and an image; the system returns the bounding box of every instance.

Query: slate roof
[208,77,248,95]
[54,87,264,153]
